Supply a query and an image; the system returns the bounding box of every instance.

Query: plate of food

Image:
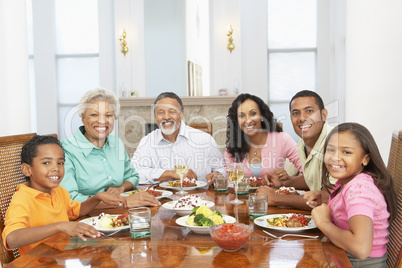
[249,177,263,190]
[254,214,316,232]
[160,179,207,191]
[80,213,130,232]
[275,186,306,195]
[175,206,236,234]
[120,189,173,199]
[162,195,214,216]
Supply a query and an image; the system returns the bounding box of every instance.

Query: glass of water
[248,193,268,219]
[129,207,151,239]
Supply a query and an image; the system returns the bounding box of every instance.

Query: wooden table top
[5,185,352,267]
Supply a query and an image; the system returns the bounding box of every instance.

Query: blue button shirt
[60,126,139,202]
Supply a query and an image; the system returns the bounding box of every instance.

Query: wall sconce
[227,25,235,53]
[119,29,129,56]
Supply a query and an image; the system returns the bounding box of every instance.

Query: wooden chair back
[0,133,38,264]
[187,123,213,136]
[387,130,402,268]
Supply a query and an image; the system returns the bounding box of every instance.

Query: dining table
[5,184,352,267]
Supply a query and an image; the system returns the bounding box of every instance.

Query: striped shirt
[132,121,225,184]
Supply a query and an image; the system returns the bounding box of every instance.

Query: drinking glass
[228,162,244,204]
[213,173,229,193]
[129,207,151,239]
[248,193,268,219]
[175,157,189,195]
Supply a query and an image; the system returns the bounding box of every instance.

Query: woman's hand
[96,192,127,208]
[58,222,101,241]
[273,169,289,182]
[106,186,125,195]
[262,172,282,188]
[311,204,331,228]
[303,191,322,208]
[126,191,161,207]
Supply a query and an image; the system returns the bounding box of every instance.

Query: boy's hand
[96,192,127,208]
[59,222,101,241]
[303,191,322,208]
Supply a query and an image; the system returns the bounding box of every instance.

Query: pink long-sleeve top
[224,132,302,179]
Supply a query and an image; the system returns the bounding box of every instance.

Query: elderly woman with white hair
[60,88,160,208]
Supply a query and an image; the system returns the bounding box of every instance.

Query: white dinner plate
[159,181,208,191]
[80,215,130,232]
[176,215,236,234]
[254,214,316,232]
[162,200,215,216]
[120,189,173,199]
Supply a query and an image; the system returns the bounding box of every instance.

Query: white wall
[0,0,31,136]
[345,0,402,163]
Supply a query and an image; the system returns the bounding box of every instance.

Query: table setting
[5,180,352,267]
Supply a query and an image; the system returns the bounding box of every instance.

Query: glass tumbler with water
[248,193,268,219]
[129,207,151,239]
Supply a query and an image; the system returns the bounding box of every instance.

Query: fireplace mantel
[118,96,236,156]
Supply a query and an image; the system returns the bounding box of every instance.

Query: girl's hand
[59,222,101,241]
[303,191,322,208]
[311,204,331,228]
[96,192,127,208]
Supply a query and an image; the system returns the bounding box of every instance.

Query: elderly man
[258,90,335,209]
[132,92,225,184]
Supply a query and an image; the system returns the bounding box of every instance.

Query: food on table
[275,186,299,195]
[173,195,206,209]
[90,213,129,229]
[209,223,253,251]
[266,214,311,227]
[127,189,161,197]
[249,177,263,187]
[169,178,197,187]
[185,206,225,227]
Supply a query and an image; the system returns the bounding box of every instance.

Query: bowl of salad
[175,206,236,234]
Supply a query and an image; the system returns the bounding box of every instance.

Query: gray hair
[153,92,183,112]
[78,88,120,119]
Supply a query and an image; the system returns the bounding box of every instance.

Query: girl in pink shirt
[306,123,396,267]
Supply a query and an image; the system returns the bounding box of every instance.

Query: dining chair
[0,133,39,264]
[386,130,402,268]
[187,123,213,136]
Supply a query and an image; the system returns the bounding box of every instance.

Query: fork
[99,228,124,237]
[263,230,319,239]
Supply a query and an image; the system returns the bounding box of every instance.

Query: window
[267,0,317,139]
[267,0,317,101]
[55,0,100,139]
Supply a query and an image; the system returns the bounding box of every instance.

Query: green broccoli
[213,210,223,217]
[198,217,213,227]
[194,213,206,225]
[190,206,200,216]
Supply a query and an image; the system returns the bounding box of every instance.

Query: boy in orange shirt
[2,135,126,255]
